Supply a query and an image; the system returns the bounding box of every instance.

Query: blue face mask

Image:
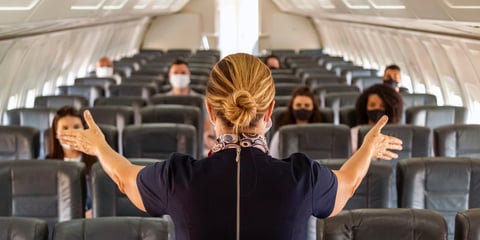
[383,79,399,88]
[367,109,385,123]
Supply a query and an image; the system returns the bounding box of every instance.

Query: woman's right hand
[58,110,107,156]
[362,115,403,160]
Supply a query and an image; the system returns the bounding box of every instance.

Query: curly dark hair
[47,106,96,172]
[355,84,403,125]
[278,86,322,128]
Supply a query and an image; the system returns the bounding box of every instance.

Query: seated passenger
[351,84,403,152]
[96,56,121,83]
[382,64,401,92]
[46,106,97,217]
[264,54,281,69]
[269,86,322,158]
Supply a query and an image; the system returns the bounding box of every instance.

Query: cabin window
[25,89,36,108]
[7,95,18,110]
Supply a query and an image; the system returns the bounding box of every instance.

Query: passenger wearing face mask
[269,86,323,158]
[95,56,121,84]
[351,84,403,152]
[167,59,215,157]
[382,64,402,92]
[46,106,97,218]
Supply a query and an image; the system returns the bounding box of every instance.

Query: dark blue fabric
[137,147,337,240]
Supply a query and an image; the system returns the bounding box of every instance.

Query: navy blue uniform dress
[137,144,337,240]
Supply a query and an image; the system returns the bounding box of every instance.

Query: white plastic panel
[0,0,40,10]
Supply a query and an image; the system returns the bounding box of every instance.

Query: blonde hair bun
[224,89,257,130]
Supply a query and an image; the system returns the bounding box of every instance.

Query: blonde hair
[206,53,275,134]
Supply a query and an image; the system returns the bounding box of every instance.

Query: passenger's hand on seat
[362,115,403,160]
[58,110,107,156]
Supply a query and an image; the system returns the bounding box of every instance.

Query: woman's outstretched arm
[58,110,146,212]
[330,116,402,216]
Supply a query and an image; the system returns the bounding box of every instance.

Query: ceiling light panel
[368,0,405,9]
[342,0,371,9]
[71,0,106,10]
[0,0,40,10]
[103,0,128,9]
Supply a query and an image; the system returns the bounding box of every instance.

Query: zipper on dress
[235,146,241,240]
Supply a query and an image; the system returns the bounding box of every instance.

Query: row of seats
[1,158,480,239]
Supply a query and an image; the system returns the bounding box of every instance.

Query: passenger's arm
[58,110,146,212]
[329,116,402,217]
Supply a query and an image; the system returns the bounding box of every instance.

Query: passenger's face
[56,116,84,134]
[266,58,280,69]
[169,64,190,76]
[384,69,401,82]
[367,94,385,111]
[292,95,314,111]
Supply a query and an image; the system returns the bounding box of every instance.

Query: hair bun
[224,89,257,131]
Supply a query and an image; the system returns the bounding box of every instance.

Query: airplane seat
[52,217,169,240]
[74,77,116,89]
[455,208,480,240]
[5,108,57,159]
[324,92,360,124]
[316,159,394,209]
[91,159,162,217]
[108,84,156,100]
[434,124,480,158]
[316,209,448,240]
[305,76,347,89]
[141,105,203,158]
[0,217,48,240]
[400,93,437,124]
[0,160,85,238]
[406,106,467,129]
[56,85,105,107]
[0,126,40,160]
[34,95,89,109]
[272,75,302,84]
[123,123,197,159]
[150,94,205,115]
[298,49,323,56]
[339,106,357,128]
[357,124,433,167]
[313,85,360,106]
[274,96,291,107]
[341,69,376,85]
[94,96,147,124]
[397,157,480,238]
[351,77,382,91]
[277,123,351,159]
[275,83,303,96]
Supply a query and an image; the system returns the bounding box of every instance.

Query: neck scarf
[209,133,269,155]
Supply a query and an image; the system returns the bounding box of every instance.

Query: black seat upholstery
[150,94,205,113]
[339,106,357,127]
[0,217,48,240]
[109,84,156,100]
[316,208,448,240]
[434,124,480,158]
[0,160,85,238]
[317,159,394,208]
[123,123,197,159]
[401,93,437,109]
[324,92,360,124]
[0,126,40,160]
[305,76,346,89]
[5,108,57,159]
[56,85,105,107]
[406,106,467,128]
[86,106,135,130]
[277,123,350,159]
[94,97,147,124]
[141,105,203,158]
[397,157,480,238]
[275,83,303,96]
[455,208,480,240]
[313,85,360,106]
[91,159,162,217]
[74,77,116,89]
[53,217,169,240]
[34,95,89,109]
[351,77,382,91]
[358,124,432,166]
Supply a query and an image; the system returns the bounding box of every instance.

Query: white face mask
[169,74,191,89]
[264,118,272,134]
[96,67,114,77]
[61,143,71,150]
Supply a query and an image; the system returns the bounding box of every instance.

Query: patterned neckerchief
[209,133,269,156]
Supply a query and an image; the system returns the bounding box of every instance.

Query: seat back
[317,160,394,208]
[109,84,156,100]
[275,83,303,96]
[316,209,448,240]
[34,95,89,109]
[397,157,480,237]
[0,126,40,160]
[406,106,467,128]
[74,77,116,89]
[0,160,85,237]
[94,97,146,124]
[56,85,105,107]
[0,217,48,240]
[123,123,197,159]
[324,92,360,124]
[278,123,350,159]
[455,208,480,240]
[402,93,437,109]
[91,159,162,217]
[314,85,360,106]
[434,124,480,157]
[358,124,432,166]
[150,94,205,114]
[339,106,357,127]
[53,217,169,240]
[351,77,382,91]
[141,105,203,158]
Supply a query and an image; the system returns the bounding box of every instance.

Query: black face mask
[383,79,399,88]
[367,109,385,123]
[293,109,313,121]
